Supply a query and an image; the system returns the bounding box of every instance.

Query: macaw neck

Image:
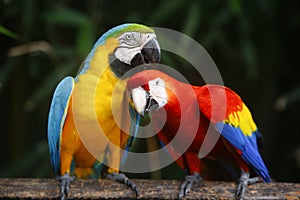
[79,37,119,78]
[75,37,124,100]
[163,91,181,117]
[162,81,199,119]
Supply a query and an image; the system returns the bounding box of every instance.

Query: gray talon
[178,173,203,199]
[56,173,75,200]
[106,172,139,197]
[235,170,260,200]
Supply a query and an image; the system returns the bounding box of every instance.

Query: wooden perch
[0,178,299,199]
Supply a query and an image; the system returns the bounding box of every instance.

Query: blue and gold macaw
[47,23,160,199]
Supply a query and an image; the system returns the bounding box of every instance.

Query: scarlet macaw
[47,24,160,199]
[127,69,271,199]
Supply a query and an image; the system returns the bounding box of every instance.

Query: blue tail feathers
[215,122,271,182]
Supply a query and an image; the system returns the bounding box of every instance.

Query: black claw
[178,173,203,199]
[56,173,76,200]
[106,172,139,197]
[61,193,66,200]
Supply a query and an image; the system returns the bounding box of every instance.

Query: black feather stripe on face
[109,53,133,78]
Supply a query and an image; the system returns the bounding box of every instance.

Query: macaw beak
[131,37,161,67]
[131,86,159,117]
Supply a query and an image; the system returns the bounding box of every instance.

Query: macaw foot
[235,170,261,200]
[106,172,139,197]
[56,173,76,200]
[178,173,203,199]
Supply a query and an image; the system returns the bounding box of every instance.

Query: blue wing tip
[258,167,272,182]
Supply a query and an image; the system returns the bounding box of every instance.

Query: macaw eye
[125,33,132,40]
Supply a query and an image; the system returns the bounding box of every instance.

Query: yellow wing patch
[224,104,257,136]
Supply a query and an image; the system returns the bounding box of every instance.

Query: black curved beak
[131,37,161,67]
[137,96,159,118]
[142,37,161,64]
[145,96,159,113]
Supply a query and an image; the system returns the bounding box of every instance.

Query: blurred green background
[0,0,299,182]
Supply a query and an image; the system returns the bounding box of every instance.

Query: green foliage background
[0,0,299,182]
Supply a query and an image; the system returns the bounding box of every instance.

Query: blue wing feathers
[119,104,140,168]
[215,122,271,182]
[241,143,271,182]
[47,76,74,175]
[128,103,141,143]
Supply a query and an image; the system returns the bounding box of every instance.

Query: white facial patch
[115,32,156,65]
[148,78,167,110]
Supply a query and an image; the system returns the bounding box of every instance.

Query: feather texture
[47,76,74,174]
[127,69,271,183]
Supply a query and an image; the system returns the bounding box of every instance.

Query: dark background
[0,0,299,182]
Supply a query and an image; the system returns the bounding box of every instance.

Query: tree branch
[0,178,299,199]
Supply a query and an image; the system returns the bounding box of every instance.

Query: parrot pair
[47,23,160,199]
[127,68,271,199]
